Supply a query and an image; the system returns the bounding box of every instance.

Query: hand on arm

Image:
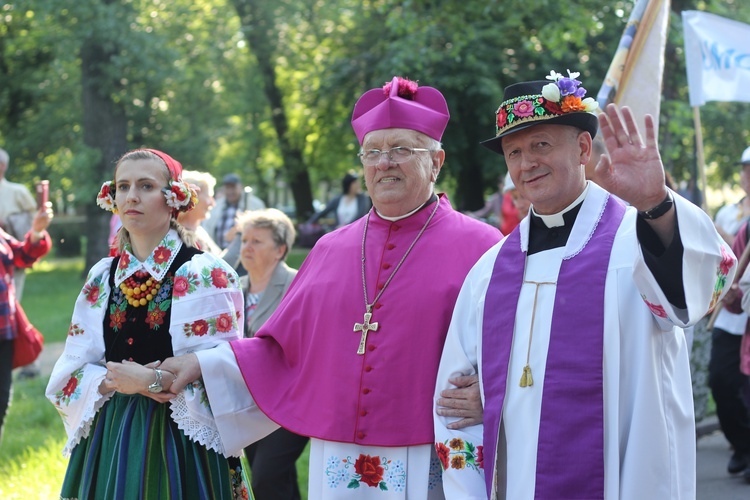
[100,360,176,403]
[436,374,483,429]
[596,104,676,247]
[159,353,202,394]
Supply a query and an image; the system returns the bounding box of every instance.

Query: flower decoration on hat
[493,69,598,137]
[541,70,598,114]
[96,181,118,214]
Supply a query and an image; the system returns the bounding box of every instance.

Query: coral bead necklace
[119,270,162,307]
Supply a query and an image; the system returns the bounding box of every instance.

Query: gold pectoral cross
[353,307,379,355]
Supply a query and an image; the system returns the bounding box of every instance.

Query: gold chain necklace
[353,196,440,354]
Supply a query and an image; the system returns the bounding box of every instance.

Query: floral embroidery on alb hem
[435,438,484,473]
[325,453,406,492]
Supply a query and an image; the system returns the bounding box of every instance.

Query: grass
[1,252,313,497]
[20,257,87,344]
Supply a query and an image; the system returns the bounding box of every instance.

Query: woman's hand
[100,360,176,403]
[30,202,53,243]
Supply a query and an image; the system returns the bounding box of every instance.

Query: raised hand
[595,103,668,212]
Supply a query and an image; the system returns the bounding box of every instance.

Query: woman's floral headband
[494,69,599,136]
[96,179,198,215]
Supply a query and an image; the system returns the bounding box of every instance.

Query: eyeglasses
[357,146,432,166]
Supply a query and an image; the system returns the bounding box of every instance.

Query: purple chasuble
[231,194,501,446]
[481,194,626,499]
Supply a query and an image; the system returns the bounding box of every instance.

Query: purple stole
[481,194,626,499]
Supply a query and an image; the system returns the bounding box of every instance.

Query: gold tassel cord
[519,280,555,388]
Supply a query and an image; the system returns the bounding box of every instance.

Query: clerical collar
[375,193,438,221]
[531,183,589,228]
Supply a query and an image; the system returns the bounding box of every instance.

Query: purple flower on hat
[556,77,583,97]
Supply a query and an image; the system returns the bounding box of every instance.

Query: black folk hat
[481,70,600,155]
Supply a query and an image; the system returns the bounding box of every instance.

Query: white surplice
[434,183,736,499]
[198,343,446,499]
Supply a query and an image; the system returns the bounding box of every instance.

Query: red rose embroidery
[191,319,209,336]
[496,107,508,128]
[210,267,229,288]
[435,442,450,470]
[477,445,484,469]
[62,377,78,397]
[173,275,189,297]
[215,313,233,333]
[85,285,100,305]
[354,454,384,488]
[720,246,735,276]
[153,246,171,264]
[644,299,668,318]
[119,253,130,269]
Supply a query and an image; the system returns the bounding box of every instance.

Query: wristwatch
[148,368,163,393]
[637,191,674,220]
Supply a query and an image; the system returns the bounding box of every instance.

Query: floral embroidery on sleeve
[183,312,237,337]
[641,295,668,319]
[710,245,736,309]
[54,368,84,407]
[82,275,106,309]
[173,272,200,298]
[67,323,84,336]
[201,265,237,289]
[435,438,483,472]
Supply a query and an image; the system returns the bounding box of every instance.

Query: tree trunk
[232,0,314,220]
[80,41,128,273]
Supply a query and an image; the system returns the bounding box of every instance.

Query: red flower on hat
[543,99,563,115]
[383,77,418,100]
[513,100,535,118]
[496,107,509,129]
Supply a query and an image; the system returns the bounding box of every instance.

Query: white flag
[597,0,671,132]
[683,10,750,107]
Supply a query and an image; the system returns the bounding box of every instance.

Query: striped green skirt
[61,393,252,500]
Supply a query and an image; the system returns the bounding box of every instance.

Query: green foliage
[1,0,750,221]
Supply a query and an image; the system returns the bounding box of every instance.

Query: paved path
[37,342,750,496]
[697,427,750,499]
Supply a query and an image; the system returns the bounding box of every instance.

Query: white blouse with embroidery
[45,229,244,457]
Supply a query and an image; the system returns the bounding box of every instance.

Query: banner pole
[693,105,708,213]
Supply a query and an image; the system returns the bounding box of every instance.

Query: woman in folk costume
[434,70,737,499]
[46,149,250,499]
